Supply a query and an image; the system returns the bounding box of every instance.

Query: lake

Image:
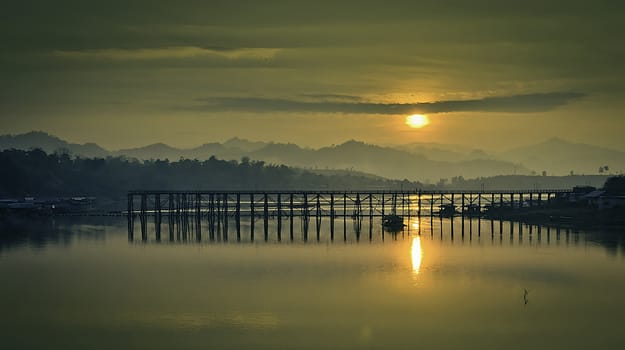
[1,216,624,349]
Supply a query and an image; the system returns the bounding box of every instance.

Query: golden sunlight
[405,114,430,128]
[411,221,420,231]
[411,236,423,275]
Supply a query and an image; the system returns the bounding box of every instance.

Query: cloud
[299,94,364,102]
[194,92,585,115]
[50,47,280,61]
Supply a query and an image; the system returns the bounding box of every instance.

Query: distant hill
[247,140,527,182]
[114,138,268,161]
[442,174,609,191]
[222,137,267,152]
[0,131,109,158]
[114,143,181,160]
[391,142,492,162]
[499,138,625,176]
[0,132,527,182]
[3,131,622,183]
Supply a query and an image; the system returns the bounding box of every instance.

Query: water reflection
[0,216,110,253]
[411,221,420,232]
[2,216,625,350]
[2,216,625,257]
[126,215,625,255]
[411,236,422,276]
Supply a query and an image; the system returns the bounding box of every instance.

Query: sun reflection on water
[411,220,420,233]
[411,236,423,276]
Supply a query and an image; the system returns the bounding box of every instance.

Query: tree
[603,175,625,195]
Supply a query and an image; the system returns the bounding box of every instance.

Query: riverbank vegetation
[0,149,420,199]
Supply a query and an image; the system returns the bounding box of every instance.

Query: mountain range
[1,131,623,183]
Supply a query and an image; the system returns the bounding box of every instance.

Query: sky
[1,0,624,151]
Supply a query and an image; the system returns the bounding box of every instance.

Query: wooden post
[477,193,482,237]
[127,193,134,240]
[168,193,174,241]
[195,193,201,241]
[140,193,147,241]
[418,190,422,217]
[440,193,444,215]
[547,225,551,244]
[236,193,241,241]
[450,214,454,240]
[263,193,268,241]
[343,193,347,240]
[216,195,221,239]
[222,193,228,241]
[381,193,385,217]
[277,193,282,241]
[303,193,309,241]
[430,193,434,216]
[155,194,161,241]
[289,193,294,240]
[407,192,411,218]
[208,194,214,240]
[510,220,514,240]
[250,193,255,241]
[316,194,321,241]
[461,193,465,217]
[330,193,335,240]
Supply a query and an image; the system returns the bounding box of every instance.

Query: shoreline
[483,206,625,230]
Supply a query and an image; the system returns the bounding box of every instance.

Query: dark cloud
[2,1,623,53]
[300,94,363,102]
[195,92,585,115]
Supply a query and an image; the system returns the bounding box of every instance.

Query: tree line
[0,149,419,198]
[2,148,623,199]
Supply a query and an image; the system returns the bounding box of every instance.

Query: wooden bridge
[127,189,572,241]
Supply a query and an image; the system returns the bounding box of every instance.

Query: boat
[382,194,406,231]
[463,203,482,217]
[437,204,458,217]
[382,214,405,231]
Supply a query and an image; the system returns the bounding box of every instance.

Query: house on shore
[582,190,625,210]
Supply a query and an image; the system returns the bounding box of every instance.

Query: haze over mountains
[1,131,623,183]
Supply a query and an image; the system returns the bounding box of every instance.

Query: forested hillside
[0,149,420,198]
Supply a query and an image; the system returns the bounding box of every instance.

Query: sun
[405,114,429,128]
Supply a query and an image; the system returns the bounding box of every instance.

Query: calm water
[1,216,625,350]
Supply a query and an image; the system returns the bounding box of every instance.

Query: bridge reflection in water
[127,214,584,248]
